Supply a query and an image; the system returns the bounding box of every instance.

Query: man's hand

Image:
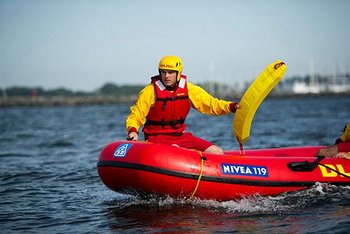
[127,132,138,141]
[316,144,338,157]
[230,102,240,113]
[334,152,350,159]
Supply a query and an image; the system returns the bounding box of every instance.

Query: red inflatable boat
[97,141,350,201]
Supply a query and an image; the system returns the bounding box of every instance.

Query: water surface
[1,96,349,233]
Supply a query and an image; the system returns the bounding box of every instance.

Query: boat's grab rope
[189,150,206,199]
[289,156,350,179]
[188,153,349,199]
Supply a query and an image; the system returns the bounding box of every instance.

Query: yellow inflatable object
[233,60,287,145]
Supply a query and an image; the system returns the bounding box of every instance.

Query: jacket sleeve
[188,82,234,115]
[338,142,350,152]
[339,123,350,142]
[125,84,155,133]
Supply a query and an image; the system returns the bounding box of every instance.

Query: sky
[1,0,350,91]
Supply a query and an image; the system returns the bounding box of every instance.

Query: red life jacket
[143,75,190,135]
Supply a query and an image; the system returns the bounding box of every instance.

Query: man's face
[160,69,177,87]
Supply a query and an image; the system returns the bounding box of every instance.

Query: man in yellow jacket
[125,55,240,154]
[317,122,350,159]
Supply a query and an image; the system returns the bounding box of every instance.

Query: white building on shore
[277,73,350,94]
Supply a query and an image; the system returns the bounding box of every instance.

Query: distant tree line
[97,83,144,96]
[2,83,144,97]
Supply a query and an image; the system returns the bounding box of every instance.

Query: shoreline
[0,95,138,107]
[1,93,349,108]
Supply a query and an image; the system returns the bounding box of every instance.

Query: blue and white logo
[221,164,269,177]
[113,143,132,157]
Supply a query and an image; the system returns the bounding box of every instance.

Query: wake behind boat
[97,141,350,201]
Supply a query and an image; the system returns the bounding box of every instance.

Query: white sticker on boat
[221,164,268,177]
[113,143,132,157]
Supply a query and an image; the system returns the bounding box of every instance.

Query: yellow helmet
[158,55,183,81]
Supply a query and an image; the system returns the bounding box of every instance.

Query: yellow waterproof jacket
[340,123,350,142]
[126,81,233,134]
